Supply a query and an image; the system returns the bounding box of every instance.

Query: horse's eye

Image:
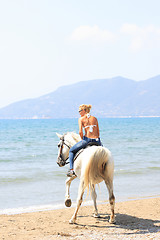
[58,144,60,148]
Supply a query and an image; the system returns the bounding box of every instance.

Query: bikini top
[83,114,97,133]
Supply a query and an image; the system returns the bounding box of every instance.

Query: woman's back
[81,114,100,139]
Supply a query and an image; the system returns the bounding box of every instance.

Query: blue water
[0,118,160,214]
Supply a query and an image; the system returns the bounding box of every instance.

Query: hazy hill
[0,75,160,119]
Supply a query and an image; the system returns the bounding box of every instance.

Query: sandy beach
[0,197,160,240]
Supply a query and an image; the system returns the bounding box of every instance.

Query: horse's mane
[66,132,81,143]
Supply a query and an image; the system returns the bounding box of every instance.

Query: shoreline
[1,193,160,216]
[0,197,160,240]
[0,116,160,119]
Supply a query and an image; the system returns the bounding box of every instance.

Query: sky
[0,0,160,108]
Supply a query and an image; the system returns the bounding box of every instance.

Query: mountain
[0,76,160,119]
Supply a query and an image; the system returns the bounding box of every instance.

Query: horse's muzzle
[57,157,65,167]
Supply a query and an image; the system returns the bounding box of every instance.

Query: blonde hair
[79,104,92,113]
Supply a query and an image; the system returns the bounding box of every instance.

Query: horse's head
[56,133,71,167]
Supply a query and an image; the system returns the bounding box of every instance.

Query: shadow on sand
[76,213,160,235]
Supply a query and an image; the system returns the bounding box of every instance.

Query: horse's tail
[83,146,113,192]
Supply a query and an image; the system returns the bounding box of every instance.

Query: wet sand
[0,197,160,240]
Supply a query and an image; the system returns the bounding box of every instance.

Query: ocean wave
[114,167,160,176]
[0,203,65,215]
[0,172,66,185]
[0,200,96,215]
[147,166,160,170]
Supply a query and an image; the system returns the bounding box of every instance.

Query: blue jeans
[69,136,102,169]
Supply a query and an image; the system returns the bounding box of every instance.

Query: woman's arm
[95,117,100,137]
[78,118,83,139]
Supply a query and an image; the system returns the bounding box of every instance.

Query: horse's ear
[56,133,62,139]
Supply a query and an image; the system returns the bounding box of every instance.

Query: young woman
[67,104,102,177]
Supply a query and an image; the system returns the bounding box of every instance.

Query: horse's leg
[65,176,77,207]
[104,179,115,223]
[91,184,100,218]
[69,180,85,224]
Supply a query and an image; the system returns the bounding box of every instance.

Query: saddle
[73,141,101,162]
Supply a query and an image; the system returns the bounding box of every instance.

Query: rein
[57,136,71,166]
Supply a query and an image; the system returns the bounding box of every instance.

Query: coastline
[1,197,160,240]
[0,116,160,119]
[1,194,160,216]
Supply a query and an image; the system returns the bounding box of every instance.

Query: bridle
[57,135,71,167]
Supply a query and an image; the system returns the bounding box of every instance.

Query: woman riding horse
[67,104,102,177]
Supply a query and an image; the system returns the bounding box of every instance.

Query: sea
[0,118,160,215]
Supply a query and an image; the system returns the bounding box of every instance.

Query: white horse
[56,132,115,224]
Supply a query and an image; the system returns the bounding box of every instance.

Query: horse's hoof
[109,218,116,224]
[69,218,76,224]
[93,213,100,218]
[65,198,72,207]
